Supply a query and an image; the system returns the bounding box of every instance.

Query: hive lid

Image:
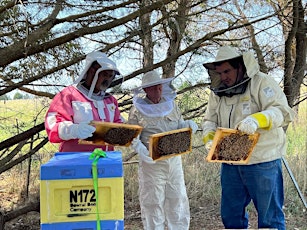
[149,128,192,161]
[206,127,260,164]
[40,151,123,179]
[79,121,143,147]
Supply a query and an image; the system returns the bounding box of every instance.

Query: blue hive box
[40,151,124,230]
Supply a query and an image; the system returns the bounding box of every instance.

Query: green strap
[89,149,107,230]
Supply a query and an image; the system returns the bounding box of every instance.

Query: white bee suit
[128,72,190,230]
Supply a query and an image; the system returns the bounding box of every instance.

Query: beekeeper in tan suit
[128,70,198,230]
[202,46,295,229]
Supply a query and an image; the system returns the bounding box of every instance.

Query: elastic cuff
[251,112,272,130]
[203,131,215,145]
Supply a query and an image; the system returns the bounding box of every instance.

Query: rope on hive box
[89,148,107,230]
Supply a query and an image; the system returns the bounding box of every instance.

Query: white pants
[138,156,190,230]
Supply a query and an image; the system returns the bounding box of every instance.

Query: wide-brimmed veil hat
[203,46,242,70]
[134,70,174,90]
[132,70,176,117]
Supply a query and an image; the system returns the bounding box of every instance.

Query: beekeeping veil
[203,46,251,97]
[74,51,121,100]
[133,71,176,117]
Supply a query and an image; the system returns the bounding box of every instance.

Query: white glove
[58,121,96,140]
[131,137,155,164]
[179,120,198,134]
[236,117,258,134]
[205,140,213,152]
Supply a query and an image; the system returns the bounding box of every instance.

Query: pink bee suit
[45,51,123,152]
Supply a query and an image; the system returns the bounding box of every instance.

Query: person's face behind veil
[143,84,162,104]
[84,62,115,93]
[215,61,243,87]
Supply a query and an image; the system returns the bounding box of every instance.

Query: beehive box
[206,127,260,164]
[79,121,143,147]
[40,151,124,230]
[149,128,192,161]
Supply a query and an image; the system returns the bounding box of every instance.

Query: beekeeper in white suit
[45,51,124,152]
[128,70,198,230]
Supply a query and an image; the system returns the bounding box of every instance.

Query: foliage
[0,0,305,105]
[0,94,10,100]
[286,87,307,156]
[177,81,210,123]
[13,92,24,100]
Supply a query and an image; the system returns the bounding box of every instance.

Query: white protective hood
[202,46,255,97]
[74,51,121,100]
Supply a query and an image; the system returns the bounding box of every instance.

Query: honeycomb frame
[206,127,260,164]
[149,128,192,161]
[78,121,143,147]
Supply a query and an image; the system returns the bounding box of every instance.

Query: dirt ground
[2,199,306,230]
[1,205,242,230]
[1,175,306,229]
[0,188,225,229]
[0,192,247,229]
[123,203,230,230]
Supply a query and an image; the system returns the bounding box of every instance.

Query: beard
[99,79,112,91]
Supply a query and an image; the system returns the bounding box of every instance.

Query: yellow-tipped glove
[236,111,272,134]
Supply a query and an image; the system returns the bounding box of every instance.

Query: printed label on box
[41,178,123,223]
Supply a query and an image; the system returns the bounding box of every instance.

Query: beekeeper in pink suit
[45,51,123,152]
[128,70,198,230]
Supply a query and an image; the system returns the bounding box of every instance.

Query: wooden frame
[149,128,192,161]
[206,127,260,164]
[78,121,143,147]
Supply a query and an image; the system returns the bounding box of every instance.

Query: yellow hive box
[40,178,123,223]
[149,128,192,161]
[79,121,143,147]
[206,127,260,164]
[40,151,124,225]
